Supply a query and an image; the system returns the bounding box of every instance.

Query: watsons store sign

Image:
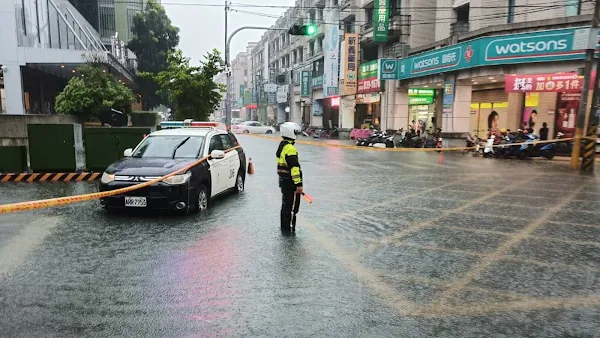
[379,27,595,80]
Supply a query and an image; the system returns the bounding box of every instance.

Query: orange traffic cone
[247,157,255,175]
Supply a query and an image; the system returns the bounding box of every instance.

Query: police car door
[218,133,241,189]
[207,134,227,195]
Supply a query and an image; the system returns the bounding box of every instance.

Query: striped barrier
[0,172,101,183]
[0,146,241,214]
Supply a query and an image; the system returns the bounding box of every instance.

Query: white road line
[0,215,61,276]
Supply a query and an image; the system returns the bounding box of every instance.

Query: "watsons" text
[494,39,568,55]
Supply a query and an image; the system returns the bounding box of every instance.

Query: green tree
[143,49,225,121]
[55,63,135,121]
[128,0,179,110]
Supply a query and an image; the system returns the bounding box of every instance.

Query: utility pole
[224,0,230,130]
[583,31,600,170]
[571,0,600,169]
[224,26,288,130]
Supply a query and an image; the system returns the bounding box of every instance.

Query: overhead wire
[230,2,592,27]
[109,0,591,11]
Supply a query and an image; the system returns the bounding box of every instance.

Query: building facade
[379,0,594,142]
[0,0,135,115]
[243,0,595,140]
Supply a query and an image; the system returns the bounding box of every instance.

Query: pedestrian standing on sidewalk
[276,122,304,232]
[539,122,549,141]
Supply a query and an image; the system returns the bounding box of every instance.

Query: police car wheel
[236,172,244,193]
[191,185,209,213]
[243,130,250,133]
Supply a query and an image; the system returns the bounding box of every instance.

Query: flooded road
[1,135,599,337]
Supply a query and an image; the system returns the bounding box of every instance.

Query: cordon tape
[244,133,590,152]
[0,135,594,214]
[0,146,241,214]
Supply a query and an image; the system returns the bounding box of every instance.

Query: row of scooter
[355,129,443,149]
[472,131,559,160]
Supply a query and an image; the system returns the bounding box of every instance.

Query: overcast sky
[162,0,296,63]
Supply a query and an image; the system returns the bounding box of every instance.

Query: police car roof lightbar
[160,120,220,129]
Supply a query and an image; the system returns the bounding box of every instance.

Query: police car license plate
[125,196,147,207]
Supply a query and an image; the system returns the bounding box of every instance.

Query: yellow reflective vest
[276,140,303,187]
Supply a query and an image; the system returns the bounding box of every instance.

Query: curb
[0,172,101,183]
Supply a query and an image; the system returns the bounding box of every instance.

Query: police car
[99,120,246,214]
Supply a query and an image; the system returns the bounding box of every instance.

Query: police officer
[276,122,303,231]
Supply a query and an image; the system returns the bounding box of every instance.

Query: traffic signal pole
[571,0,600,169]
[224,26,288,131]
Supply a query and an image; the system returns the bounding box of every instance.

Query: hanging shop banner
[505,73,583,93]
[409,96,434,105]
[343,33,359,95]
[373,0,390,43]
[442,80,455,114]
[408,88,435,96]
[301,71,311,97]
[244,89,253,106]
[378,27,596,80]
[358,60,380,94]
[324,7,340,97]
[239,85,245,105]
[356,93,381,104]
[556,93,581,138]
[312,75,323,88]
[312,99,323,116]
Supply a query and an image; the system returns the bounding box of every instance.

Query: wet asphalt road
[1,135,600,338]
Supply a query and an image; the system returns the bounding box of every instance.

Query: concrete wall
[405,0,437,49]
[0,114,80,146]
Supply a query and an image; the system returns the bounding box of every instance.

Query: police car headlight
[163,173,191,185]
[101,172,115,184]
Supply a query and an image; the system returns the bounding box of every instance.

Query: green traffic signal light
[305,25,316,36]
[288,24,317,36]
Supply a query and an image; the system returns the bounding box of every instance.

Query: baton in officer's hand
[302,192,313,204]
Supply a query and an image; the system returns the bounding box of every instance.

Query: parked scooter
[519,133,556,160]
[483,135,496,158]
[356,130,395,148]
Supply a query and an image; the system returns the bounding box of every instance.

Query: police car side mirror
[210,150,225,159]
[123,148,133,157]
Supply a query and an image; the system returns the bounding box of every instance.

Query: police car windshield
[132,135,205,159]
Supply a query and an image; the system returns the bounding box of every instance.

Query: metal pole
[571,0,600,169]
[582,37,600,171]
[225,26,288,130]
[224,1,230,129]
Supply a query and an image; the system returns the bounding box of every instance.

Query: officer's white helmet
[280,122,301,140]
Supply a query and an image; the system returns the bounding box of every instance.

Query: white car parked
[233,121,276,134]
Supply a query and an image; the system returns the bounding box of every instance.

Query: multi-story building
[379,0,595,142]
[0,0,135,116]
[68,0,157,47]
[245,0,596,140]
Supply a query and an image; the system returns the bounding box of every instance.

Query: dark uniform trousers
[280,180,301,230]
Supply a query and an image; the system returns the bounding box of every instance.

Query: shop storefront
[356,60,381,129]
[377,25,599,137]
[469,88,509,138]
[504,72,587,139]
[408,88,436,132]
[356,93,381,129]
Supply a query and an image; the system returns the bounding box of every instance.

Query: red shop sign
[505,73,583,93]
[358,78,381,94]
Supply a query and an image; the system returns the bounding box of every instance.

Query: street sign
[264,84,277,93]
[378,27,594,80]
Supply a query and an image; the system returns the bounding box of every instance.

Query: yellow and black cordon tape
[245,133,580,152]
[0,172,101,183]
[0,146,241,215]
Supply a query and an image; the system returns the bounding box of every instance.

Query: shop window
[566,0,581,16]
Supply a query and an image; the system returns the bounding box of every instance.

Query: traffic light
[288,24,317,36]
